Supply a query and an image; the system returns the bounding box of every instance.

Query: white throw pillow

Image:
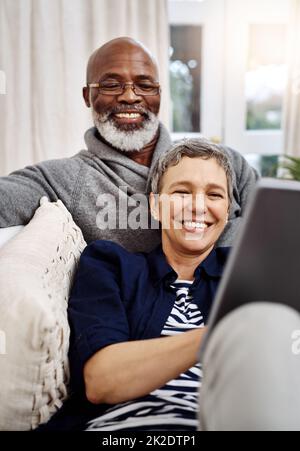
[0,198,86,430]
[0,225,24,249]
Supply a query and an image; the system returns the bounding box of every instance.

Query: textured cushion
[0,198,86,430]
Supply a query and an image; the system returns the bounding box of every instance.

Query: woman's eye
[173,191,190,196]
[208,193,223,198]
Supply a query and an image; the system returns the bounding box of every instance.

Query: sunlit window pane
[170,25,202,132]
[246,24,287,131]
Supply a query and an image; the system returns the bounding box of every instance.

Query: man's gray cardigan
[0,124,258,252]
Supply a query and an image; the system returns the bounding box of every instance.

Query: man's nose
[117,85,143,103]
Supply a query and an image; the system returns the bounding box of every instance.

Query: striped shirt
[86,280,204,431]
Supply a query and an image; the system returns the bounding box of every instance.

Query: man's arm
[84,327,205,405]
[0,156,83,227]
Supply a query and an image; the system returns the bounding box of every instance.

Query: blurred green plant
[260,155,279,178]
[281,156,300,181]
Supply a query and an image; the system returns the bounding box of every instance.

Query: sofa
[0,198,86,430]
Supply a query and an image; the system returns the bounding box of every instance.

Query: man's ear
[83,87,91,107]
[149,192,159,221]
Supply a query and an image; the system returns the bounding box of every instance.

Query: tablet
[203,178,300,347]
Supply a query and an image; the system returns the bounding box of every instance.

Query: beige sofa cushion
[0,198,86,430]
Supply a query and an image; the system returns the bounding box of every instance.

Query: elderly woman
[68,138,233,431]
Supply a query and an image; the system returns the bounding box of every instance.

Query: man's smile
[113,111,145,124]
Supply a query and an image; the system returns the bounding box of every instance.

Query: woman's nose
[186,193,206,214]
[195,193,206,213]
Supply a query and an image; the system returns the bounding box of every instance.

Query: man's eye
[101,83,120,89]
[137,83,156,90]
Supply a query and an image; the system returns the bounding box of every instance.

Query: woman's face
[150,156,230,256]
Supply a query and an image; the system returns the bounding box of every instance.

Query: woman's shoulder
[216,246,231,258]
[215,246,231,267]
[81,240,147,267]
[216,246,231,255]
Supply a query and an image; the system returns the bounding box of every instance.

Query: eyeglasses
[87,81,161,96]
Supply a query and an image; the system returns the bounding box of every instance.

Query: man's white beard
[92,108,159,153]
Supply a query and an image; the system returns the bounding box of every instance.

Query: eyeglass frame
[87,81,161,96]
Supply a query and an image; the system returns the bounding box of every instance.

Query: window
[168,0,225,140]
[223,0,290,155]
[246,24,287,131]
[168,0,291,157]
[170,25,202,132]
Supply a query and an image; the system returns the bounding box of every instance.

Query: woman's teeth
[184,221,208,229]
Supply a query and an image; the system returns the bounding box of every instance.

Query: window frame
[168,0,292,156]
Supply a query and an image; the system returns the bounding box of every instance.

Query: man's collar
[84,123,171,165]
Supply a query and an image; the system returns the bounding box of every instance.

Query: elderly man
[0,37,258,252]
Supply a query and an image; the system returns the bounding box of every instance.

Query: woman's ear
[149,192,159,221]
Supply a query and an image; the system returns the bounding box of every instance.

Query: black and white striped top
[86,280,204,431]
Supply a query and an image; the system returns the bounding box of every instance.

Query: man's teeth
[184,221,208,229]
[115,113,142,118]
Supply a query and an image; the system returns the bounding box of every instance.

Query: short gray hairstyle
[151,138,233,202]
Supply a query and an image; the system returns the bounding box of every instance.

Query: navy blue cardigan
[68,240,230,394]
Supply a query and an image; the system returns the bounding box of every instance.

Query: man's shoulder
[39,152,84,171]
[31,152,92,185]
[218,144,259,185]
[218,144,245,165]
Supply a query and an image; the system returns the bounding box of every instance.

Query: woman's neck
[162,242,214,280]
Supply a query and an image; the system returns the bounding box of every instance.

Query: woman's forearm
[84,328,206,405]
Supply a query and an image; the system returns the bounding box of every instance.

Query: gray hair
[151,138,233,202]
